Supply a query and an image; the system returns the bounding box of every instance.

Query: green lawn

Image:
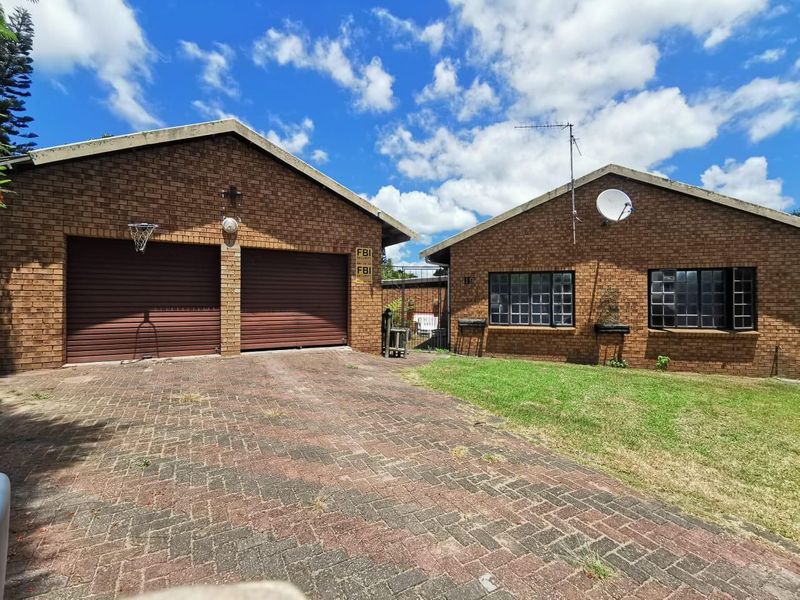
[413,356,800,544]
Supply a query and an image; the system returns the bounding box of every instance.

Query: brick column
[220,243,241,356]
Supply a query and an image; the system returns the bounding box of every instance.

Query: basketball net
[128,223,158,252]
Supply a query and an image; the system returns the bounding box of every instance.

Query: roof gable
[421,164,800,261]
[8,119,416,246]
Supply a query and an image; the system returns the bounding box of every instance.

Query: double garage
[0,119,414,372]
[66,238,349,363]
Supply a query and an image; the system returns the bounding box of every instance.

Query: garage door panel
[67,238,220,363]
[242,249,348,351]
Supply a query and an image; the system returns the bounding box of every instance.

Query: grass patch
[450,445,470,458]
[415,356,800,544]
[581,553,614,580]
[308,493,331,513]
[481,452,506,464]
[262,409,285,419]
[558,544,615,581]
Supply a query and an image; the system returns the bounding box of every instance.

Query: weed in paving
[450,445,470,458]
[481,452,506,464]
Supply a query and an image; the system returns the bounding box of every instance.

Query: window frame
[488,271,575,328]
[648,267,757,331]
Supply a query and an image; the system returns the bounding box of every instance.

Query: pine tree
[0,6,36,155]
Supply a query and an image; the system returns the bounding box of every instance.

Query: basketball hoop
[128,223,158,252]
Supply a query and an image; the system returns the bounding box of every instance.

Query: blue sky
[5,0,800,262]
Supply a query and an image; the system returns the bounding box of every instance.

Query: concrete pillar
[220,243,241,356]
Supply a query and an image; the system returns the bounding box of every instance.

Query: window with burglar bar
[489,272,574,326]
[649,267,756,330]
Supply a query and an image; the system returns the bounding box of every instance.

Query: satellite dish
[596,189,633,222]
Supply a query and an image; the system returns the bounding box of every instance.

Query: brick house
[0,119,415,372]
[421,164,800,377]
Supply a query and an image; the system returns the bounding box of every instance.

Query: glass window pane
[650,270,677,327]
[489,273,509,324]
[700,269,726,328]
[674,270,699,327]
[552,272,573,326]
[530,273,551,325]
[733,268,756,329]
[510,273,530,324]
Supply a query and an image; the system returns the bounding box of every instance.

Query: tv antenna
[515,122,581,244]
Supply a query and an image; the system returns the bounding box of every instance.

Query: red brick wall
[0,134,385,372]
[449,173,800,377]
[383,284,448,316]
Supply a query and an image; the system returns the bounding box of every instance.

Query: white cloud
[375,0,798,224]
[252,22,395,112]
[5,0,161,128]
[370,185,477,235]
[717,77,800,141]
[379,78,797,217]
[384,241,412,265]
[266,118,314,154]
[416,58,460,102]
[744,47,786,68]
[449,0,769,117]
[191,99,239,121]
[179,41,238,96]
[701,157,793,210]
[416,58,499,122]
[311,149,329,164]
[458,78,500,121]
[372,8,445,54]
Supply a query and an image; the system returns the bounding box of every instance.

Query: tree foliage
[0,5,36,207]
[0,6,36,154]
[380,251,415,280]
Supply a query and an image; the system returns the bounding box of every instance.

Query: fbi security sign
[355,247,373,283]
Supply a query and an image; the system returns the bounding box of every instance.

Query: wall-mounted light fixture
[221,185,243,208]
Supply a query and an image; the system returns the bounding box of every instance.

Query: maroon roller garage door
[66,237,220,363]
[242,249,348,350]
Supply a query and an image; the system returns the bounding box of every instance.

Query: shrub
[608,356,628,368]
[656,355,671,371]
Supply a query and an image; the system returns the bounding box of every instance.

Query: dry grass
[262,408,286,419]
[308,493,330,513]
[481,452,506,464]
[450,445,470,458]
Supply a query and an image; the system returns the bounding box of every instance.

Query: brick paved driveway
[1,349,799,600]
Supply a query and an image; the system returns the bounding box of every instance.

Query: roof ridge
[10,119,416,245]
[420,163,800,259]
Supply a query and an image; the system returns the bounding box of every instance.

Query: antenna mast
[515,122,581,244]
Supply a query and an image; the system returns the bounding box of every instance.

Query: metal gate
[382,264,449,350]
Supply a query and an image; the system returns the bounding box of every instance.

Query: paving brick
[1,349,798,600]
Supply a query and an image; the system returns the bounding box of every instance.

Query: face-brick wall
[382,284,448,316]
[449,173,800,377]
[0,134,386,372]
